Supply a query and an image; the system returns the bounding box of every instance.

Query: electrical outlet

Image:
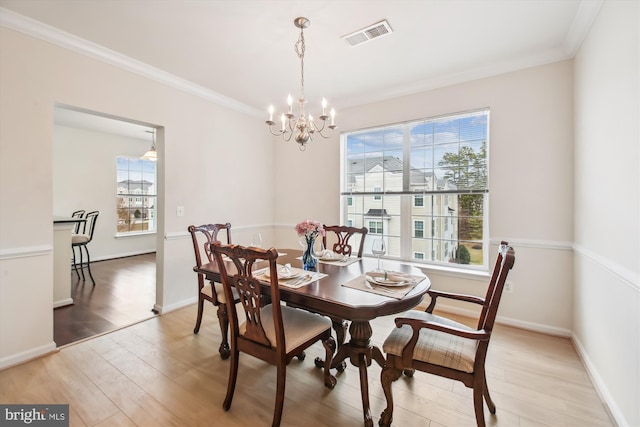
[504,280,513,293]
[176,206,184,217]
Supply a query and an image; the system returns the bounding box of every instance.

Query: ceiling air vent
[341,20,393,47]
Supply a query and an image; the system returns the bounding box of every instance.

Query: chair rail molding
[0,245,52,260]
[573,243,639,292]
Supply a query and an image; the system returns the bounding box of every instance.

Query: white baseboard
[153,297,196,315]
[572,334,627,427]
[422,303,622,426]
[53,298,74,308]
[0,342,57,370]
[430,303,573,337]
[92,250,156,262]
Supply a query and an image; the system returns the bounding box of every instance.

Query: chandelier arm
[267,123,286,137]
[282,123,294,142]
[310,119,325,133]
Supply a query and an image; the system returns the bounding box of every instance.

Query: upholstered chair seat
[240,304,333,353]
[383,310,478,374]
[71,234,90,245]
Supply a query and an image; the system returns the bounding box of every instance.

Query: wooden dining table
[195,248,431,427]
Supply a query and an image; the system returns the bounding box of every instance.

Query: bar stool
[71,210,85,234]
[72,210,99,285]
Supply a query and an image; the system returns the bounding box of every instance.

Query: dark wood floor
[53,253,157,347]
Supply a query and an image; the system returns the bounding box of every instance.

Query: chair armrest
[426,289,485,313]
[394,317,490,365]
[395,317,489,341]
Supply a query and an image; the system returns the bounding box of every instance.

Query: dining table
[195,248,431,427]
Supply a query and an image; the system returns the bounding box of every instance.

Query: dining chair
[188,223,240,359]
[379,242,516,427]
[320,225,368,351]
[71,210,99,285]
[322,225,368,257]
[211,242,337,427]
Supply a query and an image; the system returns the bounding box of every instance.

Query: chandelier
[266,17,336,151]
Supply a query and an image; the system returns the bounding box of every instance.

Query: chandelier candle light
[266,17,337,151]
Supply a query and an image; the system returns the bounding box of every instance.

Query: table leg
[329,319,385,427]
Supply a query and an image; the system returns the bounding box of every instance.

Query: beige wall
[0,26,274,366]
[281,60,576,334]
[573,1,639,426]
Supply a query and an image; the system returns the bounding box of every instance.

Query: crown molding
[563,0,604,57]
[0,7,262,118]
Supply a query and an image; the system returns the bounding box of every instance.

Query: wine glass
[250,232,263,248]
[371,237,386,271]
[316,239,326,258]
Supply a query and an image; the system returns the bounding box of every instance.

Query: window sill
[369,255,490,282]
[115,231,156,238]
[416,263,489,282]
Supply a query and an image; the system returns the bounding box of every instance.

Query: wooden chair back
[478,241,513,333]
[322,225,368,257]
[212,243,282,352]
[188,223,232,269]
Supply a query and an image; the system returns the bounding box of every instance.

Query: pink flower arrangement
[295,220,325,239]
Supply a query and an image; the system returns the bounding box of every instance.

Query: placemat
[296,254,360,267]
[341,272,424,299]
[318,256,360,266]
[255,267,327,289]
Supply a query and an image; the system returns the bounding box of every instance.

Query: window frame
[116,156,157,236]
[340,108,489,271]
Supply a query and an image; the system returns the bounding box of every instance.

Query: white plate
[366,275,406,287]
[264,267,301,280]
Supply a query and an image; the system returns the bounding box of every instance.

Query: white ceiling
[1,0,602,136]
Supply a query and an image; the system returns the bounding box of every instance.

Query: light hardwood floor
[2,300,613,426]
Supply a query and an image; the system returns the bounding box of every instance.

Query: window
[368,220,383,234]
[342,109,489,268]
[414,220,424,238]
[373,186,382,201]
[116,156,157,234]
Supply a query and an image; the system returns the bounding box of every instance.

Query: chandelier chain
[295,26,306,99]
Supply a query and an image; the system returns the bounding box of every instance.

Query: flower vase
[302,235,318,270]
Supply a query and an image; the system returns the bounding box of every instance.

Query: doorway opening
[52,105,162,347]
